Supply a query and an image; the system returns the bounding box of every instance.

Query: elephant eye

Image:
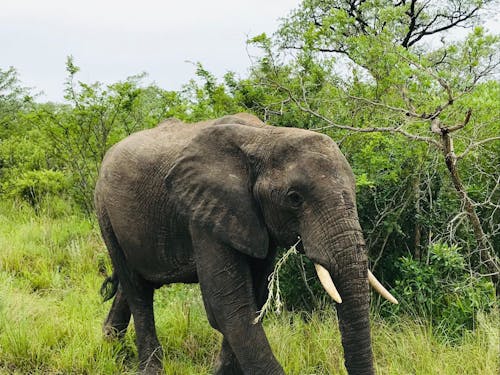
[286,190,304,207]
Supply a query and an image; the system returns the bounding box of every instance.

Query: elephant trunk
[334,244,374,375]
[303,216,374,375]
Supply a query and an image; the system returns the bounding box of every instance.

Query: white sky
[1,0,301,102]
[2,1,499,103]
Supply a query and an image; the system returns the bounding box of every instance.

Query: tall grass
[0,200,498,374]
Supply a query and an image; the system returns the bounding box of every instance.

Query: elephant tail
[100,271,119,302]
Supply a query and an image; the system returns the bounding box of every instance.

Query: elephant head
[165,120,397,374]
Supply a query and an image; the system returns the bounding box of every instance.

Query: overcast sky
[2,1,499,103]
[2,0,301,102]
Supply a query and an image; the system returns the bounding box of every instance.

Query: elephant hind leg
[126,283,163,374]
[103,286,131,340]
[98,210,131,339]
[97,208,163,373]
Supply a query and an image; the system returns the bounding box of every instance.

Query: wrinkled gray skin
[95,113,373,374]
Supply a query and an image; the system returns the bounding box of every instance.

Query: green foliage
[0,66,33,138]
[5,169,69,208]
[0,128,51,178]
[383,243,496,338]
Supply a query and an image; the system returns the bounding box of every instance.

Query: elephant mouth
[295,241,306,254]
[313,263,398,305]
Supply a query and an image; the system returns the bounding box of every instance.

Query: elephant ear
[164,124,269,259]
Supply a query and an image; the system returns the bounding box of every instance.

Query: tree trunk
[413,173,422,261]
[440,129,500,296]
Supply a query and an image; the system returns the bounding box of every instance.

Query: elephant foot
[139,346,164,375]
[102,324,128,341]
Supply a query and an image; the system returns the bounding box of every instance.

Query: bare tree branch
[446,109,473,133]
[458,136,500,160]
[406,6,480,48]
[346,94,422,118]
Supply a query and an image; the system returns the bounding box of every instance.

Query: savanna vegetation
[1,0,499,373]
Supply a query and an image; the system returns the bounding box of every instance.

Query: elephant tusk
[368,270,399,304]
[314,264,342,304]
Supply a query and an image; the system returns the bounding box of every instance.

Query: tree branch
[458,136,500,160]
[347,94,422,118]
[302,103,442,147]
[406,6,480,47]
[401,0,420,48]
[446,108,472,133]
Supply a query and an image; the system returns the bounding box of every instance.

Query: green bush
[277,252,325,312]
[383,242,496,338]
[277,242,495,339]
[4,169,69,208]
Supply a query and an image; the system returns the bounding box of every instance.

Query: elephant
[95,113,397,374]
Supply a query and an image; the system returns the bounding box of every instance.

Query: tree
[0,66,32,138]
[278,0,495,52]
[25,57,188,213]
[243,0,500,294]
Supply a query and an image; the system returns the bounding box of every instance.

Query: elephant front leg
[214,247,279,375]
[214,338,244,375]
[192,232,284,375]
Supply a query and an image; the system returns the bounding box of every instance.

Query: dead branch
[458,136,500,160]
[273,80,443,147]
[346,94,422,118]
[437,112,500,294]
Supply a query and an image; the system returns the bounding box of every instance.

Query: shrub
[277,252,325,312]
[277,242,495,339]
[382,242,496,338]
[4,169,69,208]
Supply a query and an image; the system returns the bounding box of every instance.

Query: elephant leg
[213,249,278,375]
[103,286,131,339]
[192,231,284,375]
[212,246,280,374]
[98,211,163,373]
[122,282,163,374]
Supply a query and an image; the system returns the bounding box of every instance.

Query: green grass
[0,200,498,374]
